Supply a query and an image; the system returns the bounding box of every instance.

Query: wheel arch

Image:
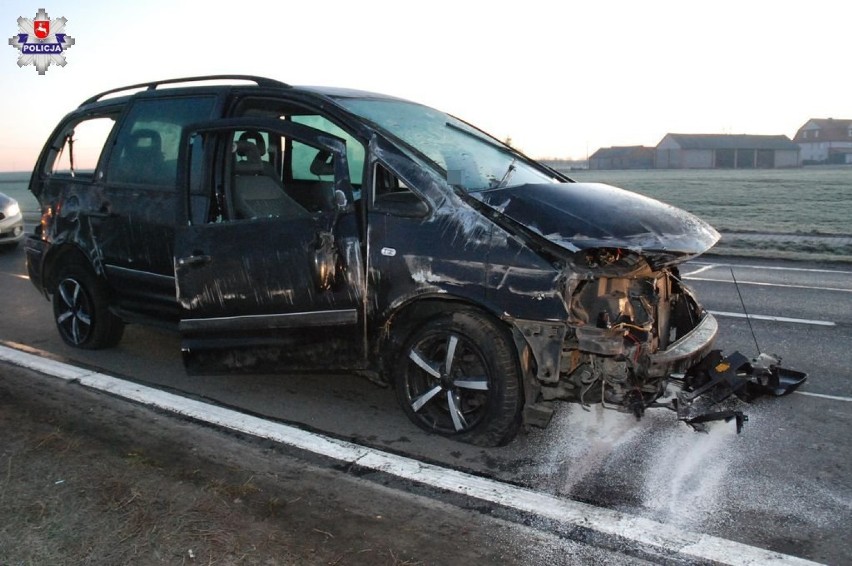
[378,296,506,362]
[42,243,104,292]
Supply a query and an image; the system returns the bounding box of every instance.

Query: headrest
[238,130,267,156]
[128,128,162,152]
[234,140,264,174]
[235,140,262,162]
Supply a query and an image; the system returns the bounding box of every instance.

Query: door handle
[177,254,212,267]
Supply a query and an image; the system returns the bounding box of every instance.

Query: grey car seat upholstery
[233,141,309,220]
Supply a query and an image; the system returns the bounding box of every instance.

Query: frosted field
[565,167,852,262]
[4,167,851,261]
[568,167,852,236]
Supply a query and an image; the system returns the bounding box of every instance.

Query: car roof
[295,85,410,102]
[75,75,410,114]
[79,75,290,106]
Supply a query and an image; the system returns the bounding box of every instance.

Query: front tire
[52,262,125,349]
[394,309,523,446]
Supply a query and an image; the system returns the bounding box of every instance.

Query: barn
[655,134,800,169]
[589,146,655,170]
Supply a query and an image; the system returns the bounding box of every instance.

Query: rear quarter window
[46,115,117,179]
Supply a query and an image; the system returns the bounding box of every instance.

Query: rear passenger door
[98,94,218,320]
[174,118,366,373]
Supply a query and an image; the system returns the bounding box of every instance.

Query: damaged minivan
[25,76,803,446]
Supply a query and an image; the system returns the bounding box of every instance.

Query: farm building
[655,134,800,169]
[793,118,852,164]
[589,146,654,170]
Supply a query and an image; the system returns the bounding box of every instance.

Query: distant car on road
[0,192,24,250]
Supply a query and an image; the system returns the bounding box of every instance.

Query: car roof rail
[80,75,291,106]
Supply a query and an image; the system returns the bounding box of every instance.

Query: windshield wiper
[494,159,516,189]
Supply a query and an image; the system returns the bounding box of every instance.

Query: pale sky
[1,0,850,171]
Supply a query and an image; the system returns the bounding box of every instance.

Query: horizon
[2,1,851,171]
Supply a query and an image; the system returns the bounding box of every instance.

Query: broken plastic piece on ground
[682,409,748,434]
[670,349,807,433]
[743,352,808,398]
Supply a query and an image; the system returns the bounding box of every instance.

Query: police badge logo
[8,8,75,75]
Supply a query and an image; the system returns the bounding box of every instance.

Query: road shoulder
[0,362,644,565]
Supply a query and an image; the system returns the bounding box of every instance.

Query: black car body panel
[475,182,720,261]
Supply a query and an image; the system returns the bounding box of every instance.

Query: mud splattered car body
[27,76,779,446]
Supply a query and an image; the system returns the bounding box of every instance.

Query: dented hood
[475,182,720,258]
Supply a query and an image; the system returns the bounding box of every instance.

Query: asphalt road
[1,243,850,565]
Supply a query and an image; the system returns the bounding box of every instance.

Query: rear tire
[394,309,523,446]
[52,262,125,349]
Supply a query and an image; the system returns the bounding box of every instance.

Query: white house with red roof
[793,118,852,164]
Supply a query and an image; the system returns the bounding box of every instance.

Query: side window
[372,162,428,217]
[374,162,410,199]
[291,115,364,187]
[47,116,117,178]
[292,139,333,182]
[108,96,216,186]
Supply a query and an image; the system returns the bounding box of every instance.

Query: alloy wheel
[56,277,93,345]
[404,332,491,434]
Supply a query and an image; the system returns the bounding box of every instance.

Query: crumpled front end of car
[475,181,805,432]
[551,249,718,417]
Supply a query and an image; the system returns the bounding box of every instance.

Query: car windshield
[335,97,560,192]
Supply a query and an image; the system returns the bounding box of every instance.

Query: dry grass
[1,365,509,566]
[0,399,409,565]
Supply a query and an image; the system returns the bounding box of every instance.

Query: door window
[186,125,348,224]
[108,96,217,186]
[291,115,365,189]
[235,99,366,199]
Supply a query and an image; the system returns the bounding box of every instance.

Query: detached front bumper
[647,312,718,377]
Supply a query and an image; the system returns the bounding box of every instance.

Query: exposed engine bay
[534,249,806,432]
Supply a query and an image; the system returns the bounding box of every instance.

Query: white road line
[685,276,852,293]
[691,261,852,275]
[0,272,30,281]
[796,391,852,403]
[0,344,822,566]
[710,310,836,327]
[681,264,715,277]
